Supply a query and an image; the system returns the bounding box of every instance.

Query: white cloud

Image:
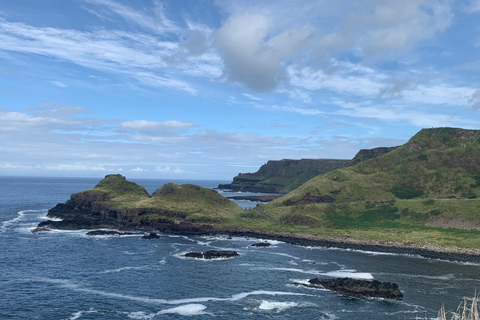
[215,11,315,91]
[155,165,190,174]
[51,81,67,88]
[80,0,179,34]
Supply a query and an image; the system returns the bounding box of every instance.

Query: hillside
[272,128,480,206]
[249,128,480,248]
[38,174,244,231]
[219,146,396,194]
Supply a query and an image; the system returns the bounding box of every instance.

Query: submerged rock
[184,250,239,259]
[300,277,403,300]
[251,242,271,247]
[141,232,161,239]
[86,230,131,236]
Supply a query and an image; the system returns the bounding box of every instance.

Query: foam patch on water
[158,304,208,316]
[126,311,156,319]
[102,265,152,274]
[321,270,374,280]
[1,210,41,232]
[257,300,298,312]
[64,308,97,320]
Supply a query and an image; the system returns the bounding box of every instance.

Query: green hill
[40,174,244,230]
[255,128,480,248]
[274,128,480,206]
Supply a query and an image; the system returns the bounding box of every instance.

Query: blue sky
[1,0,480,180]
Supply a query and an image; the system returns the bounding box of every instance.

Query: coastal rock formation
[303,278,403,300]
[36,174,244,232]
[86,230,132,236]
[141,232,160,239]
[251,242,271,247]
[184,250,239,259]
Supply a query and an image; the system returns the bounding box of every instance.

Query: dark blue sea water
[1,176,479,320]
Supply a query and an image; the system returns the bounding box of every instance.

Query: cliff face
[218,147,402,194]
[218,159,350,193]
[37,174,243,231]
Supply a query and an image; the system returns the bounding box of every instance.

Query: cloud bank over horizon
[0,0,479,179]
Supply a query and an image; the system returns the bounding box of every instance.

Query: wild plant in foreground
[437,294,479,320]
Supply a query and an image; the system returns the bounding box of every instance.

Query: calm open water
[1,176,479,320]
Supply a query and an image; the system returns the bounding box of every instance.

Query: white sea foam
[158,304,208,316]
[257,300,298,312]
[1,210,32,232]
[257,267,374,280]
[64,308,97,320]
[35,278,311,306]
[102,265,152,274]
[321,270,374,280]
[126,311,156,319]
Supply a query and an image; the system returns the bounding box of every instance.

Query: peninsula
[36,127,480,262]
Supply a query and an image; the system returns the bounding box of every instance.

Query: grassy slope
[251,128,480,249]
[76,175,244,222]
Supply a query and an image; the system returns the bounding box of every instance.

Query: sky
[0,0,480,180]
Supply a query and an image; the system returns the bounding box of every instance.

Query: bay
[0,176,479,319]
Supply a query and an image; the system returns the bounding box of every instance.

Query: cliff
[218,159,350,193]
[218,146,398,193]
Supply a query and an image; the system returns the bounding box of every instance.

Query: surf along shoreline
[210,227,480,264]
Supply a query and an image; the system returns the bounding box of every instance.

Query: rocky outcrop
[347,146,398,166]
[301,278,403,300]
[141,232,160,239]
[36,174,243,232]
[184,250,239,259]
[86,230,132,236]
[251,242,271,247]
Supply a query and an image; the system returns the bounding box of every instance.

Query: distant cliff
[218,147,398,193]
[218,159,350,193]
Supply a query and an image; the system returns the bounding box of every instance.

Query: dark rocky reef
[184,250,239,259]
[299,278,403,300]
[86,230,132,236]
[251,242,271,247]
[141,232,160,239]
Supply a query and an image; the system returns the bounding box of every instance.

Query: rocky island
[36,174,244,233]
[297,278,403,300]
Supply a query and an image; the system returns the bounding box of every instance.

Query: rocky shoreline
[35,217,480,263]
[218,227,480,264]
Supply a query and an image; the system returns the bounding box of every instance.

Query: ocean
[1,176,479,320]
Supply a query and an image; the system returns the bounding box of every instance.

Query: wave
[256,267,373,280]
[34,277,312,307]
[158,304,208,316]
[0,210,45,233]
[101,265,153,274]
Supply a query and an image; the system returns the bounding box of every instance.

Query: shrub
[417,154,428,161]
[391,184,424,199]
[423,199,435,206]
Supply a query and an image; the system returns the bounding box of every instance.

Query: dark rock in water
[303,278,403,300]
[31,227,52,233]
[184,250,239,259]
[86,230,131,236]
[251,242,271,247]
[184,252,205,259]
[141,232,161,239]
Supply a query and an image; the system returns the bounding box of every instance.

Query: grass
[437,294,479,320]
